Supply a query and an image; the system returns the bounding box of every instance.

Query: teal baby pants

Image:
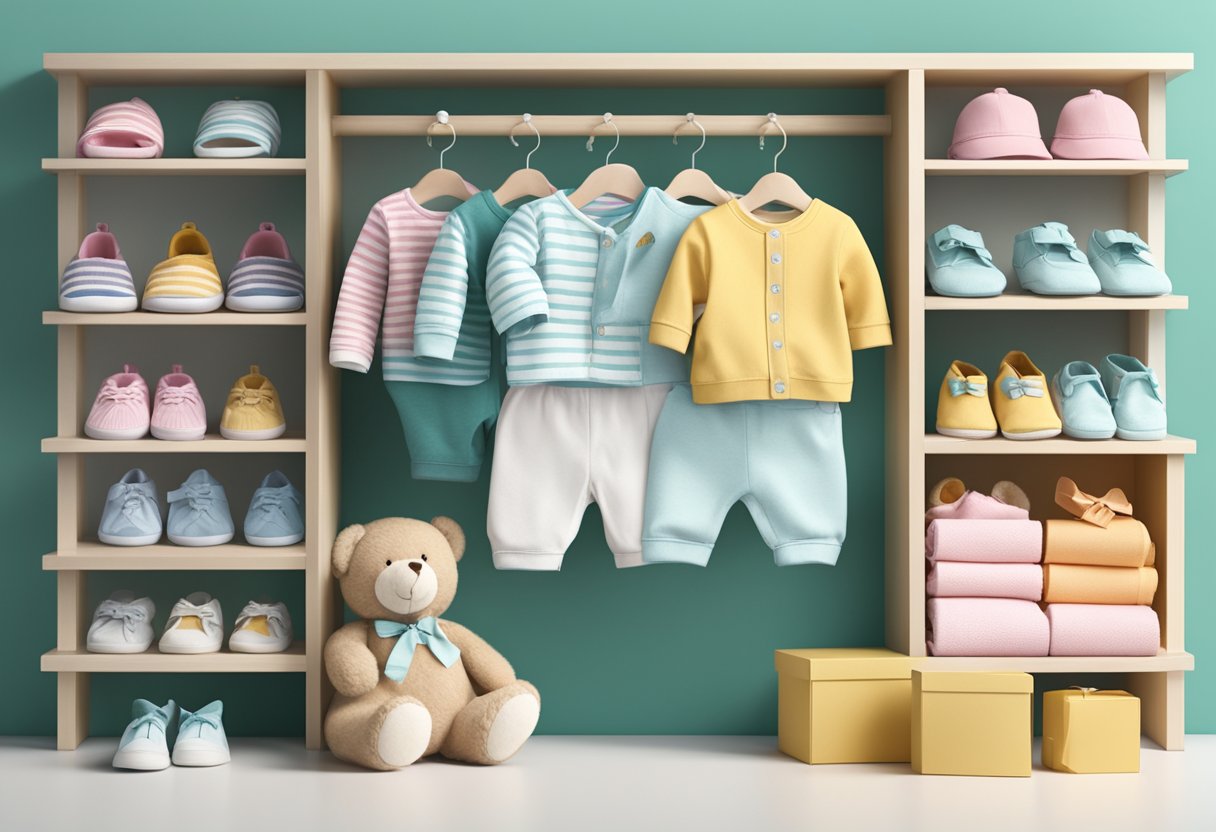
[642,384,847,566]
[385,377,501,482]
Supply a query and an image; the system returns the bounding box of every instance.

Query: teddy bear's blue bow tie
[374,617,461,682]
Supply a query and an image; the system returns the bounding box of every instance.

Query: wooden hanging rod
[331,114,892,138]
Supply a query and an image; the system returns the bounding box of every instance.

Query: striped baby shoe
[194,100,281,159]
[76,97,164,159]
[143,222,224,313]
[225,223,304,312]
[60,223,137,312]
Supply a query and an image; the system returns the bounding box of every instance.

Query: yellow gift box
[775,647,912,764]
[912,670,1033,777]
[1042,688,1140,773]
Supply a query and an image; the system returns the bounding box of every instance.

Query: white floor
[2,735,1215,831]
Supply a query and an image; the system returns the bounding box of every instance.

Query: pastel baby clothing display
[166,469,234,547]
[925,225,1005,298]
[220,364,286,440]
[1043,517,1154,568]
[1042,564,1158,605]
[935,360,997,439]
[1087,229,1171,296]
[85,364,151,440]
[1046,604,1160,656]
[76,97,164,159]
[98,468,162,546]
[59,223,137,312]
[194,99,281,158]
[1052,360,1117,440]
[1050,89,1149,161]
[243,471,304,546]
[87,591,155,654]
[642,385,847,567]
[488,383,671,569]
[159,592,224,654]
[225,222,305,312]
[650,199,891,403]
[925,519,1043,564]
[150,364,206,441]
[927,597,1050,657]
[1102,353,1167,440]
[926,562,1043,602]
[991,350,1062,440]
[142,222,224,313]
[1012,222,1101,296]
[947,88,1051,160]
[487,187,708,387]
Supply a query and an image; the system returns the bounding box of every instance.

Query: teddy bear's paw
[376,699,433,768]
[486,693,541,763]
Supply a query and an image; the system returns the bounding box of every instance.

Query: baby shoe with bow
[167,469,234,546]
[112,699,178,771]
[926,225,1006,298]
[1013,222,1101,296]
[98,468,162,546]
[1101,354,1167,440]
[1088,230,1172,297]
[229,601,293,653]
[992,350,1062,440]
[85,364,150,440]
[220,365,286,440]
[1053,360,1117,440]
[151,365,207,441]
[172,701,230,767]
[936,360,998,439]
[159,592,224,654]
[87,591,156,653]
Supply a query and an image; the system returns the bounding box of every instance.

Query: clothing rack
[331,114,892,137]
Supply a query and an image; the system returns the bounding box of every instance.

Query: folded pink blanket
[927,562,1043,601]
[1046,604,1161,656]
[925,490,1030,524]
[927,597,1050,656]
[925,519,1043,564]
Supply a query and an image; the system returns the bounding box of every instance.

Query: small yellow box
[775,647,912,764]
[1042,688,1141,773]
[912,670,1033,777]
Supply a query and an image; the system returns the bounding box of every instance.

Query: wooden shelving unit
[40,51,1194,753]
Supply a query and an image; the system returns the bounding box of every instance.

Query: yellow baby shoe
[936,360,997,438]
[220,365,286,440]
[992,350,1062,440]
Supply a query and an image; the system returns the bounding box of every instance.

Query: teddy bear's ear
[332,523,367,577]
[430,516,466,562]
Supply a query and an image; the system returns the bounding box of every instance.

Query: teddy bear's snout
[408,561,422,574]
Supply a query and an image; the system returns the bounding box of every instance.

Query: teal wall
[1,1,1213,737]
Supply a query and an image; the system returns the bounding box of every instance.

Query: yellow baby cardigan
[650,200,892,403]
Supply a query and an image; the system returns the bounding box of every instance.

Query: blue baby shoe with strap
[926,225,1006,297]
[1013,222,1101,295]
[1101,354,1167,440]
[1088,230,1172,297]
[172,700,230,767]
[113,698,178,771]
[1052,361,1116,440]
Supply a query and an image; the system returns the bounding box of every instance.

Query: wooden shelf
[925,294,1189,311]
[924,159,1187,177]
[924,434,1196,455]
[42,434,307,454]
[42,158,306,176]
[41,643,306,673]
[915,652,1194,674]
[44,310,308,326]
[43,543,306,571]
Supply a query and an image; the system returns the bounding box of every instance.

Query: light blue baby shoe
[1088,229,1172,297]
[926,225,1007,297]
[172,700,230,767]
[1101,354,1167,440]
[98,468,162,546]
[244,470,303,547]
[167,469,234,546]
[1052,361,1116,440]
[112,698,178,771]
[1012,222,1101,295]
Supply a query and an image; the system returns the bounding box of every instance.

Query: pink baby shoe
[84,364,151,440]
[1050,89,1149,160]
[151,364,207,441]
[948,88,1051,160]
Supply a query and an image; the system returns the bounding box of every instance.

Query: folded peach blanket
[1043,517,1154,567]
[1043,564,1158,605]
[1047,604,1160,656]
[925,519,1043,564]
[927,597,1050,656]
[927,562,1043,601]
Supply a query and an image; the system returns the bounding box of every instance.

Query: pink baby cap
[948,88,1051,160]
[1050,89,1149,160]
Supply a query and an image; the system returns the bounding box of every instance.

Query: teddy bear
[323,515,540,770]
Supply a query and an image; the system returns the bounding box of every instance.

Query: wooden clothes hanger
[665,113,731,206]
[410,111,474,206]
[737,113,813,216]
[567,113,646,208]
[494,114,556,205]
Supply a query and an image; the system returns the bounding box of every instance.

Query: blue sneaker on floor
[98,468,162,546]
[1052,361,1117,440]
[172,701,230,767]
[1013,222,1101,295]
[244,470,304,547]
[1101,354,1167,440]
[167,469,234,546]
[925,225,1006,297]
[113,699,178,771]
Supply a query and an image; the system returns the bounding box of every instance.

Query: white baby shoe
[228,600,293,654]
[87,591,155,654]
[158,592,223,654]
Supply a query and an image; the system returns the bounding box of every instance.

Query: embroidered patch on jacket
[636,232,655,248]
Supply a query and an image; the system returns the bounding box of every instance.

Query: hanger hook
[586,113,621,165]
[759,112,788,173]
[673,113,708,171]
[508,113,542,170]
[425,110,457,170]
